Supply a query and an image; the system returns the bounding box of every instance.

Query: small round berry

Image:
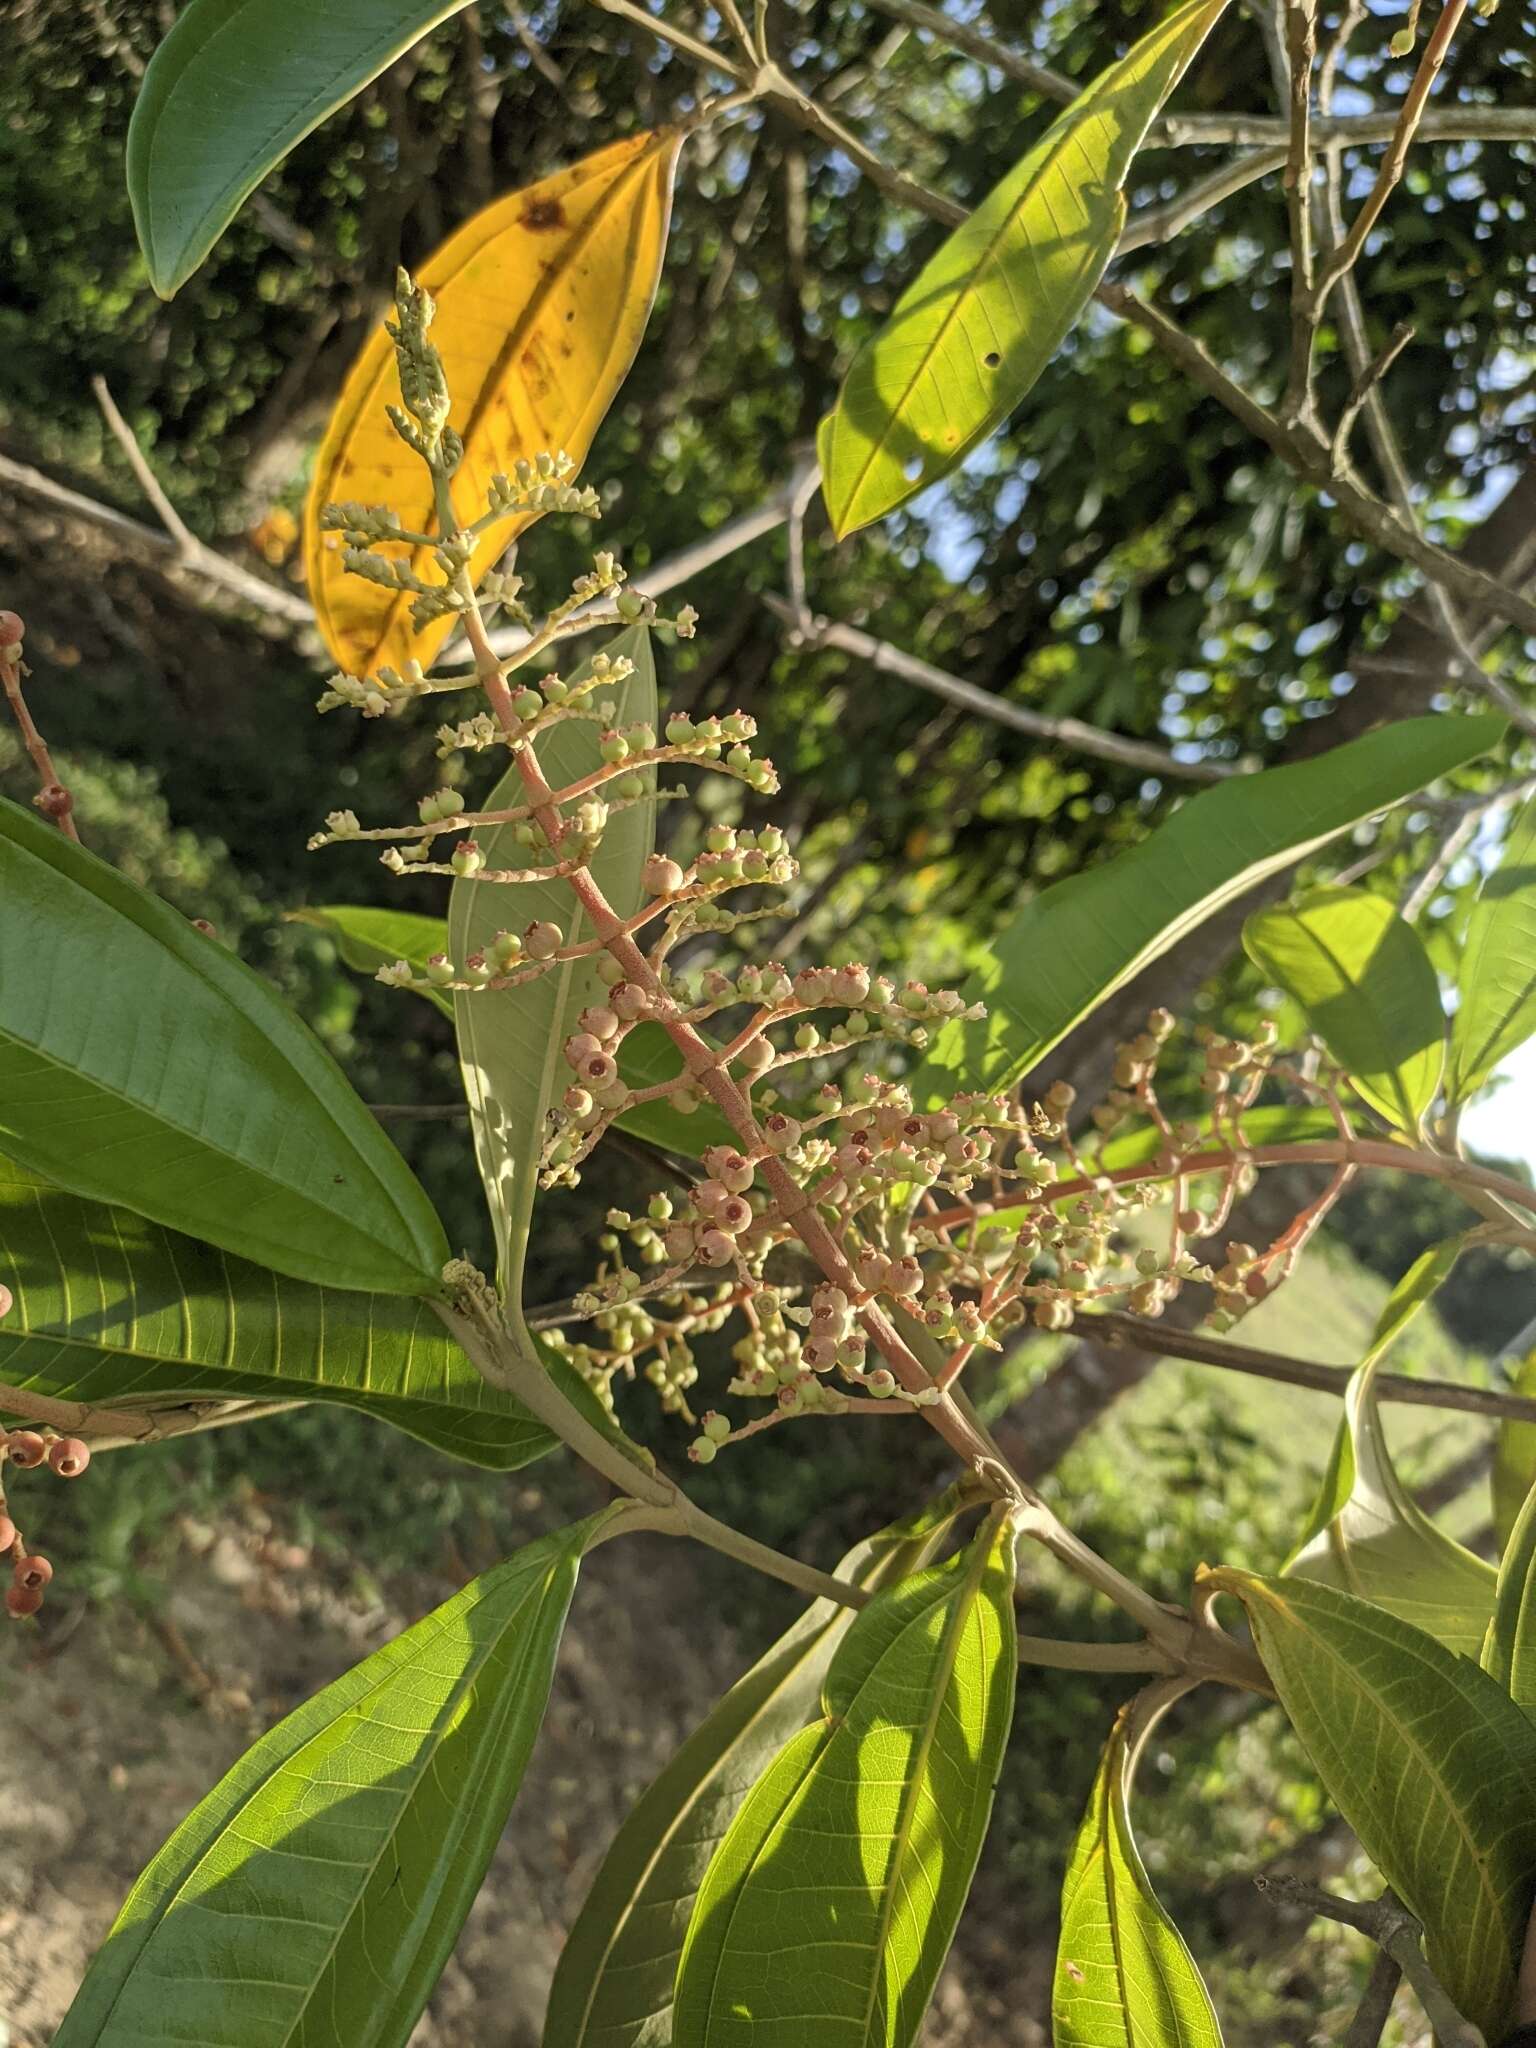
[0,611,24,650]
[6,1432,46,1469]
[0,1514,15,1551]
[48,1438,91,1479]
[642,854,685,896]
[688,1436,719,1465]
[5,1584,42,1620]
[697,1229,735,1267]
[0,1283,11,1318]
[526,921,563,960]
[14,1553,52,1592]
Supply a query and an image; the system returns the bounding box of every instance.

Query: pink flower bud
[703,1147,754,1193]
[610,981,648,1020]
[0,1514,15,1551]
[14,1553,52,1592]
[642,854,685,896]
[564,1031,602,1070]
[698,1229,735,1267]
[5,1584,42,1619]
[525,921,562,960]
[762,1113,801,1152]
[580,1006,620,1042]
[663,1225,697,1263]
[6,1432,46,1470]
[47,1438,90,1480]
[0,1284,11,1318]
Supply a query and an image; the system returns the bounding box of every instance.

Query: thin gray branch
[860,0,1075,103]
[766,596,1246,783]
[91,376,200,558]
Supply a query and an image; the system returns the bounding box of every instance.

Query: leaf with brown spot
[304,131,681,681]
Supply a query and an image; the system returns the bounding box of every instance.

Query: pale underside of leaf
[1448,789,1536,1101]
[450,626,656,1313]
[305,132,680,681]
[1210,1568,1536,2040]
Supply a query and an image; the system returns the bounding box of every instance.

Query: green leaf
[1284,1240,1494,1657]
[1484,1471,1536,1713]
[673,1507,1018,2047]
[450,626,656,1312]
[912,714,1505,1106]
[0,796,448,1295]
[1447,789,1536,1102]
[127,0,473,297]
[297,902,731,1155]
[545,1485,973,2048]
[1242,886,1445,1133]
[1207,1567,1536,2041]
[57,1508,621,2047]
[817,0,1229,537]
[0,1156,552,1470]
[1053,1688,1223,2048]
[1092,1102,1340,1177]
[291,903,457,1018]
[1493,1343,1536,1552]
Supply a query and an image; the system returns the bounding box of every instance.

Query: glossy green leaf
[291,903,457,1018]
[127,0,473,296]
[673,1507,1018,2047]
[1242,886,1445,1133]
[1493,1344,1536,1552]
[1484,1471,1536,1712]
[0,1156,552,1469]
[0,796,448,1295]
[1447,790,1536,1102]
[1284,1240,1493,1657]
[818,0,1229,535]
[1053,1689,1223,2048]
[57,1509,619,2047]
[545,1485,973,2048]
[912,714,1504,1106]
[450,626,655,1312]
[1207,1567,1536,2041]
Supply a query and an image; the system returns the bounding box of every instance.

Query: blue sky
[1460,1038,1536,1173]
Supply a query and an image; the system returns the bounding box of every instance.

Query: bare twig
[91,376,200,559]
[1087,1309,1536,1427]
[1399,804,1479,923]
[1315,0,1470,302]
[0,620,80,841]
[1330,318,1414,475]
[766,598,1244,782]
[591,0,748,80]
[1280,0,1318,421]
[1343,1950,1404,2048]
[1256,1878,1485,2048]
[1118,149,1287,255]
[860,0,1075,103]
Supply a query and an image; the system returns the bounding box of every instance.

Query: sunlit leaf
[673,1507,1018,2047]
[818,0,1228,536]
[57,1509,623,2047]
[1207,1567,1536,2041]
[1493,1344,1536,1552]
[0,1157,551,1468]
[1242,886,1445,1132]
[1053,1686,1223,2048]
[291,903,458,1017]
[126,0,477,296]
[545,1485,973,2048]
[305,133,680,682]
[1284,1240,1493,1657]
[450,626,655,1309]
[1484,1470,1536,1713]
[1447,789,1536,1102]
[912,715,1505,1105]
[0,796,448,1295]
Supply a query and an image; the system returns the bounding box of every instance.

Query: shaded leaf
[819,0,1229,535]
[305,134,680,682]
[1206,1567,1536,2041]
[673,1508,1018,2047]
[1285,1240,1494,1657]
[1447,789,1536,1102]
[1242,886,1444,1133]
[1484,1470,1536,1713]
[912,714,1505,1105]
[127,0,475,296]
[0,796,447,1295]
[545,1485,973,2048]
[450,626,655,1309]
[0,1156,552,1470]
[56,1509,621,2047]
[1493,1344,1536,1552]
[1053,1686,1223,2047]
[291,903,457,1017]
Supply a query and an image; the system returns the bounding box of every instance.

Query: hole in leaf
[984,351,1001,368]
[903,456,925,482]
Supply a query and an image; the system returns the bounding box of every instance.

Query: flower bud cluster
[2,1402,90,1621]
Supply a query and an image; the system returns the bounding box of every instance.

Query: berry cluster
[1,1422,88,1625]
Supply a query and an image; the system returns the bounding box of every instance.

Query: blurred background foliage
[1,0,1533,2036]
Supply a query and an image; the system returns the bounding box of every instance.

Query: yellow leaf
[303,130,682,680]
